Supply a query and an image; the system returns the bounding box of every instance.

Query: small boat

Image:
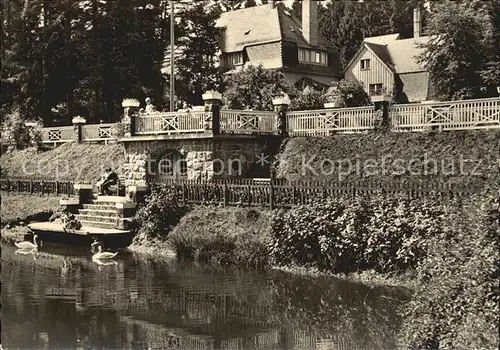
[27,222,134,249]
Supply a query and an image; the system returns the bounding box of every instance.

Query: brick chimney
[413,7,422,38]
[302,0,318,46]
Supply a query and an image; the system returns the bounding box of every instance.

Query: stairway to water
[75,194,127,229]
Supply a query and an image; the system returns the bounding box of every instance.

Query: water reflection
[2,243,409,349]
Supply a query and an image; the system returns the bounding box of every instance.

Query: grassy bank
[1,194,60,227]
[277,130,499,186]
[167,207,273,268]
[1,194,61,244]
[0,143,127,182]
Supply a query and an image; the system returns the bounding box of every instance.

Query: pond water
[1,242,409,350]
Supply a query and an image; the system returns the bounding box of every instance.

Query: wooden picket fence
[152,178,479,209]
[0,178,75,196]
[0,177,480,206]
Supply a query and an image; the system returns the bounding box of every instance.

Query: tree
[174,2,224,106]
[323,79,371,108]
[419,1,498,100]
[290,86,325,111]
[222,64,294,111]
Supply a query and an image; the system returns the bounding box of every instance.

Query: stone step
[76,214,118,224]
[78,209,118,218]
[82,203,116,211]
[78,220,117,230]
[87,200,117,206]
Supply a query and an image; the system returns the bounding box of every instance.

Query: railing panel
[287,107,375,136]
[82,123,118,142]
[220,110,279,134]
[390,97,500,131]
[135,112,205,135]
[41,126,74,144]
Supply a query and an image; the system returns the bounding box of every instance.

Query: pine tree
[174,2,224,106]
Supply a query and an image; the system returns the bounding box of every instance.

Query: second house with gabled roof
[344,8,433,103]
[216,0,341,90]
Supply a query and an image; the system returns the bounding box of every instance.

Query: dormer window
[227,52,243,66]
[361,59,370,70]
[299,48,328,65]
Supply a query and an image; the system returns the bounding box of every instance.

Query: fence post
[41,181,44,196]
[56,181,60,196]
[223,184,228,207]
[247,185,252,207]
[269,182,274,210]
[30,180,34,195]
[17,180,21,194]
[6,179,10,195]
[182,183,186,205]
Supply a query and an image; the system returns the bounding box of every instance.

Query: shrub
[399,190,499,349]
[167,207,272,268]
[134,184,188,239]
[270,194,447,274]
[323,79,371,108]
[222,64,295,111]
[2,110,42,151]
[290,86,326,111]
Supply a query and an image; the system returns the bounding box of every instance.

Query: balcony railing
[220,110,279,134]
[287,106,376,136]
[2,97,498,146]
[389,97,500,131]
[41,126,74,145]
[134,111,206,135]
[82,123,118,143]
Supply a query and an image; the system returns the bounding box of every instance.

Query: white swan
[15,235,39,250]
[92,245,118,260]
[92,257,118,266]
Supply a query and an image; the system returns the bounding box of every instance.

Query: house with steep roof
[344,8,432,103]
[216,0,341,89]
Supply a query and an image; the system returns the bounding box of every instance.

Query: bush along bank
[270,193,447,275]
[399,189,499,349]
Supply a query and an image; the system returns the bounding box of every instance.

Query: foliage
[276,130,499,187]
[1,0,223,124]
[270,195,445,274]
[2,110,43,151]
[134,184,188,239]
[323,79,371,107]
[1,194,61,227]
[222,64,295,111]
[418,1,500,100]
[167,207,272,268]
[173,3,224,106]
[399,190,499,349]
[290,86,326,111]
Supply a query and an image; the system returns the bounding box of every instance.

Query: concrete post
[272,94,290,137]
[121,99,140,137]
[72,116,86,144]
[72,184,94,205]
[202,91,222,134]
[371,95,391,131]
